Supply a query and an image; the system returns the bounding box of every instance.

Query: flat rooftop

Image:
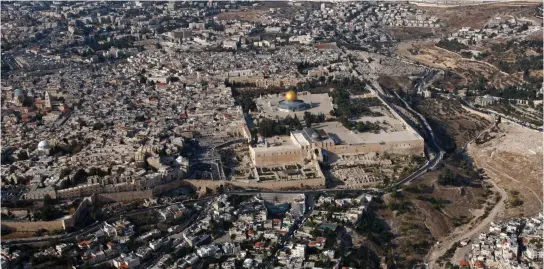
[254,92,334,119]
[252,135,300,153]
[313,121,423,145]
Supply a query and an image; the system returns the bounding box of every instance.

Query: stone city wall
[62,195,95,229]
[152,179,182,196]
[328,140,424,157]
[1,220,64,233]
[181,177,325,192]
[250,148,307,166]
[96,190,154,203]
[1,195,95,233]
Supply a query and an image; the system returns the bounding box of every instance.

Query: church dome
[14,89,25,97]
[285,90,297,101]
[38,140,51,150]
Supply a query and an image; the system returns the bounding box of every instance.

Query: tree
[17,150,29,160]
[438,169,456,185]
[303,112,312,128]
[92,122,105,130]
[43,194,53,207]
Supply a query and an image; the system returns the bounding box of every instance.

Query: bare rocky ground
[417,2,540,31]
[425,122,542,268]
[468,122,543,219]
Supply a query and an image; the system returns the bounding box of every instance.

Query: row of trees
[497,56,543,74]
[303,111,326,128]
[491,39,543,54]
[330,88,384,131]
[487,85,539,100]
[296,61,320,74]
[256,115,303,137]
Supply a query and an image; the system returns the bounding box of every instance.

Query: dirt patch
[397,42,524,88]
[417,3,540,31]
[468,122,543,220]
[378,161,492,266]
[216,9,267,22]
[432,70,467,90]
[378,75,412,90]
[388,27,436,41]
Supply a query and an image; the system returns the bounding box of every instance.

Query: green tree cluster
[303,112,326,128]
[438,168,457,185]
[257,115,303,137]
[437,38,468,52]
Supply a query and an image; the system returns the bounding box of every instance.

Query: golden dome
[285,90,297,101]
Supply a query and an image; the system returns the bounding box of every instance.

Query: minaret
[45,91,52,109]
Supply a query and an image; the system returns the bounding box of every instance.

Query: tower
[44,91,52,109]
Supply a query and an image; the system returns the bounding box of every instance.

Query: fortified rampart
[1,195,95,233]
[181,177,325,192]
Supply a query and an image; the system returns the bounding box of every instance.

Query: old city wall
[329,139,424,157]
[152,179,182,196]
[181,177,325,192]
[381,140,425,155]
[330,143,383,156]
[1,220,64,233]
[95,180,184,203]
[62,195,95,229]
[96,190,153,203]
[2,195,96,233]
[251,148,307,166]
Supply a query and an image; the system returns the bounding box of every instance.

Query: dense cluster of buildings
[447,16,541,45]
[465,214,544,269]
[1,0,433,201]
[1,192,375,268]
